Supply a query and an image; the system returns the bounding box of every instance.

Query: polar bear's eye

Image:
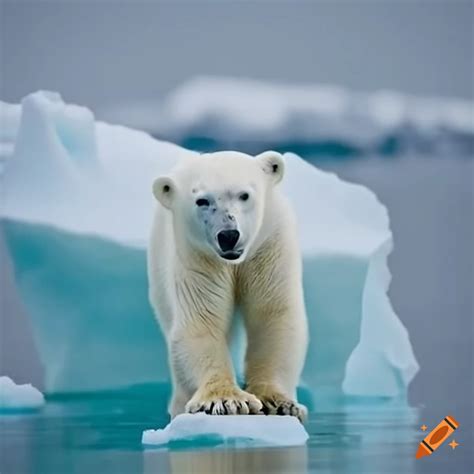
[239,192,250,202]
[196,198,210,207]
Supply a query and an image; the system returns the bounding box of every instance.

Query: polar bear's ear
[256,151,285,185]
[152,176,175,209]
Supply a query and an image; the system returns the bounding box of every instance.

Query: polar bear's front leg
[240,247,309,421]
[243,313,308,422]
[170,327,262,415]
[245,323,308,421]
[169,268,262,416]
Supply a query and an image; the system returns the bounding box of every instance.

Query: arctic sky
[1,0,473,112]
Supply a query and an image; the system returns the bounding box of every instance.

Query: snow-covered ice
[0,376,45,411]
[1,92,191,243]
[142,413,308,448]
[1,91,418,403]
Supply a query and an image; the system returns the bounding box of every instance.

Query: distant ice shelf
[100,76,474,155]
[142,413,309,448]
[0,376,45,412]
[1,91,419,405]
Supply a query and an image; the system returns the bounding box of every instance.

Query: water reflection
[316,407,418,473]
[144,446,308,474]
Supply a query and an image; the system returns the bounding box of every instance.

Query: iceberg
[1,91,418,406]
[0,376,45,412]
[142,413,308,448]
[101,76,474,155]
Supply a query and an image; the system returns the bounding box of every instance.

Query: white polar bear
[147,150,308,421]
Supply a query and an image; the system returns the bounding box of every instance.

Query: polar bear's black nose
[217,230,240,252]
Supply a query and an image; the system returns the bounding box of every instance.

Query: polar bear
[147,150,308,421]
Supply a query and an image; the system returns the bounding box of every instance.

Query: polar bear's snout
[192,190,253,263]
[215,223,244,261]
[217,229,240,252]
[216,229,242,260]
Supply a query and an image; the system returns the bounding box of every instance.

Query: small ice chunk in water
[142,413,308,447]
[0,376,45,411]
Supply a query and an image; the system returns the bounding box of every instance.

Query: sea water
[1,388,469,474]
[0,389,412,473]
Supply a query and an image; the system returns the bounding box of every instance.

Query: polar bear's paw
[260,397,307,422]
[186,385,263,415]
[249,387,308,422]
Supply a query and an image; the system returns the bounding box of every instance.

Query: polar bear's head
[153,151,284,264]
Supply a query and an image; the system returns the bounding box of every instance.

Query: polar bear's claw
[256,392,307,422]
[185,388,263,416]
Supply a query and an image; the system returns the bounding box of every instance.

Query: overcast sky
[2,0,473,112]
